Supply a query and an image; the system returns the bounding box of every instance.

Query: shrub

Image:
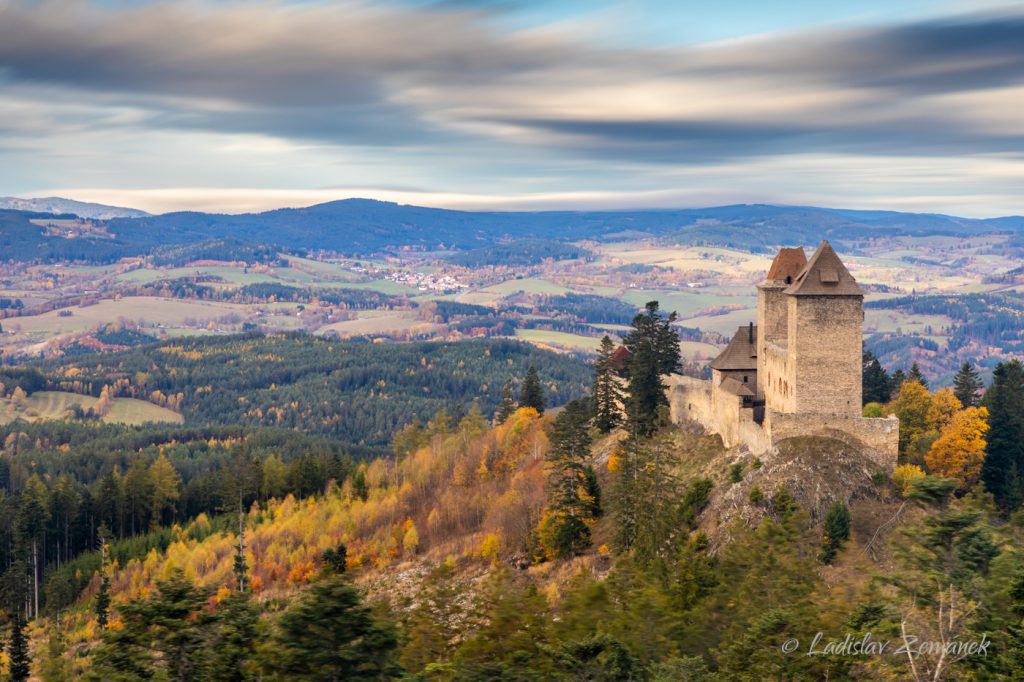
[892,464,926,497]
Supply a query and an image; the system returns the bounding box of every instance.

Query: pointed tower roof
[784,240,864,296]
[710,324,757,371]
[764,247,807,284]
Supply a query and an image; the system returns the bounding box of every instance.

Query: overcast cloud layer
[1,0,1023,215]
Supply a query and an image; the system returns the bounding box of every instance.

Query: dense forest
[2,301,1022,680]
[12,333,591,450]
[445,240,593,267]
[148,238,286,267]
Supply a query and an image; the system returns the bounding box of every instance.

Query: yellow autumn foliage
[92,407,552,605]
[925,406,989,491]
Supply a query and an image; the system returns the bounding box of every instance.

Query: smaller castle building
[669,241,898,469]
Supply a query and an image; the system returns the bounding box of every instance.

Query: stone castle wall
[761,342,793,413]
[668,375,898,470]
[789,295,863,416]
[764,410,898,471]
[756,283,789,399]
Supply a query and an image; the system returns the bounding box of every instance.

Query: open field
[4,297,261,336]
[316,310,446,338]
[0,391,183,426]
[864,310,953,336]
[514,329,603,352]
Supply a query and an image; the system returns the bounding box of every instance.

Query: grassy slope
[0,391,182,426]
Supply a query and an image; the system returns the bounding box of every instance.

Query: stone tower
[755,247,807,404]
[780,240,864,416]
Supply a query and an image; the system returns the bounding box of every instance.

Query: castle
[669,241,898,470]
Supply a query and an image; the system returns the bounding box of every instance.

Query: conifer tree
[593,335,624,433]
[819,501,850,564]
[497,379,517,423]
[622,302,681,437]
[265,574,400,681]
[982,359,1024,511]
[519,366,546,414]
[537,399,597,559]
[908,362,929,388]
[205,592,259,682]
[95,531,111,630]
[611,435,686,564]
[90,571,211,682]
[953,361,983,408]
[1001,569,1024,680]
[862,350,892,405]
[7,614,30,682]
[891,368,907,394]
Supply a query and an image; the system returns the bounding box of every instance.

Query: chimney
[748,321,754,344]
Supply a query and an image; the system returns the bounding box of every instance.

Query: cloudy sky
[1,0,1023,215]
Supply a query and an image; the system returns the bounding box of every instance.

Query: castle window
[785,275,792,284]
[743,375,748,383]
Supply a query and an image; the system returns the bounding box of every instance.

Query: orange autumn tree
[925,406,989,491]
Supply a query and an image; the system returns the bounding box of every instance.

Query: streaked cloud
[0,0,1023,214]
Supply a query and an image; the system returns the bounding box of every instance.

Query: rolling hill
[6,198,1024,264]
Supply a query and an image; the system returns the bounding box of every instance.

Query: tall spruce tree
[497,380,517,423]
[953,361,984,408]
[862,350,892,405]
[204,592,259,682]
[982,359,1024,511]
[265,574,400,681]
[90,571,211,682]
[519,366,546,414]
[538,399,598,559]
[622,302,681,437]
[593,335,624,433]
[818,501,851,564]
[891,368,907,394]
[7,614,30,682]
[95,531,111,631]
[908,362,929,389]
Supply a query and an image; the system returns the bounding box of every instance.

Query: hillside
[0,390,182,426]
[14,333,592,452]
[0,196,149,219]
[107,200,1024,256]
[42,411,1023,680]
[7,200,1024,264]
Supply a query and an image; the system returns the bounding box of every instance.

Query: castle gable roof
[710,324,757,371]
[784,240,864,296]
[719,376,754,397]
[765,247,807,284]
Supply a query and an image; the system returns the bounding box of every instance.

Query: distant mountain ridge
[106,199,1024,255]
[0,196,149,219]
[3,197,1024,262]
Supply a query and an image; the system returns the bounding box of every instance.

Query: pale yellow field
[4,297,259,336]
[316,311,446,337]
[0,391,183,426]
[514,329,603,352]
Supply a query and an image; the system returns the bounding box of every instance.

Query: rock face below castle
[668,241,898,471]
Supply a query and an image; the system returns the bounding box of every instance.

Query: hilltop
[0,196,149,219]
[5,199,1024,264]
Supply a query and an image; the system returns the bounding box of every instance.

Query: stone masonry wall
[761,342,794,413]
[756,283,789,399]
[789,295,863,416]
[765,409,899,470]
